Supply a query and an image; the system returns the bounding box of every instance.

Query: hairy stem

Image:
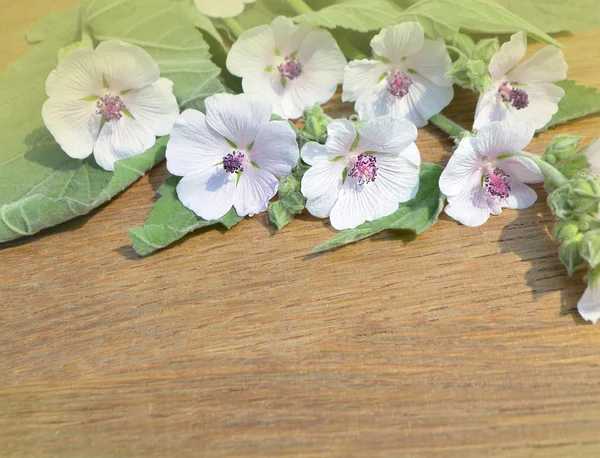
[222,17,245,38]
[288,0,314,14]
[429,113,467,138]
[513,152,569,189]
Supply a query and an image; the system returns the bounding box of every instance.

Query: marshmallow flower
[226,16,347,120]
[473,31,568,131]
[301,117,421,230]
[439,121,544,227]
[342,22,453,128]
[166,93,299,220]
[585,138,600,176]
[578,284,600,324]
[42,40,179,171]
[194,0,255,18]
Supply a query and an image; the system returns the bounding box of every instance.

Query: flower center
[387,70,412,99]
[483,167,511,199]
[498,82,529,110]
[223,151,245,174]
[96,94,127,122]
[349,153,378,185]
[278,55,303,81]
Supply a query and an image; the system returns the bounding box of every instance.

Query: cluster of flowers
[43,16,600,322]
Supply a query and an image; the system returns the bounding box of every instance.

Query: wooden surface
[3,2,600,456]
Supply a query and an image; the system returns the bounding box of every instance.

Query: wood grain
[2,1,600,456]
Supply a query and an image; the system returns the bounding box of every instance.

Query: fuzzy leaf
[294,0,403,32]
[0,10,167,243]
[312,163,445,253]
[128,176,243,256]
[495,0,600,33]
[542,80,600,131]
[397,0,562,47]
[81,0,225,111]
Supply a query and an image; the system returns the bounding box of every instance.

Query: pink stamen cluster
[387,70,412,99]
[484,168,511,199]
[223,151,245,174]
[349,153,378,185]
[278,55,304,81]
[498,82,529,110]
[96,94,126,122]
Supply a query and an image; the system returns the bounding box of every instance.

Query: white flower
[473,31,567,131]
[342,22,453,128]
[194,0,255,18]
[585,138,600,176]
[226,16,346,120]
[578,284,600,324]
[42,40,179,171]
[439,121,544,227]
[166,93,299,220]
[300,117,421,230]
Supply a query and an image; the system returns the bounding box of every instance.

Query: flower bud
[570,171,600,214]
[302,105,331,143]
[547,183,574,219]
[559,233,586,275]
[553,220,580,241]
[543,135,584,161]
[278,174,300,196]
[473,38,499,63]
[581,229,600,268]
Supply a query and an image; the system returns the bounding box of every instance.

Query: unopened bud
[559,233,585,275]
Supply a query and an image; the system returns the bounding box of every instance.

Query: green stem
[513,152,569,189]
[337,41,367,60]
[429,113,467,138]
[222,17,245,38]
[288,0,313,14]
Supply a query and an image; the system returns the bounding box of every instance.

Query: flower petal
[473,91,510,131]
[356,117,418,154]
[205,93,272,149]
[234,165,279,216]
[271,16,312,56]
[439,137,481,197]
[301,142,329,166]
[326,119,357,157]
[298,29,346,79]
[96,40,160,92]
[504,82,564,130]
[122,78,179,136]
[250,120,299,177]
[301,159,345,218]
[371,142,421,203]
[93,115,156,171]
[226,24,275,78]
[489,31,527,81]
[585,139,600,176]
[502,181,538,210]
[341,59,390,103]
[45,48,104,99]
[476,121,535,158]
[329,173,401,230]
[176,166,237,220]
[194,0,246,18]
[370,22,424,62]
[496,156,543,184]
[444,170,491,227]
[42,98,100,160]
[166,109,231,177]
[508,45,567,84]
[404,39,453,87]
[578,285,600,324]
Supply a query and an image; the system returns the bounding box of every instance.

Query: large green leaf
[495,0,600,33]
[397,0,562,47]
[81,0,225,111]
[128,176,243,256]
[0,9,167,243]
[312,163,445,253]
[294,0,403,32]
[540,80,600,132]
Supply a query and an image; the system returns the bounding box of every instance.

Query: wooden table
[3,1,600,456]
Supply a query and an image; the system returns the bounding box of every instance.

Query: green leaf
[81,0,225,111]
[0,9,170,243]
[128,176,243,256]
[312,163,445,253]
[397,0,562,48]
[495,0,600,33]
[542,80,600,131]
[294,0,403,32]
